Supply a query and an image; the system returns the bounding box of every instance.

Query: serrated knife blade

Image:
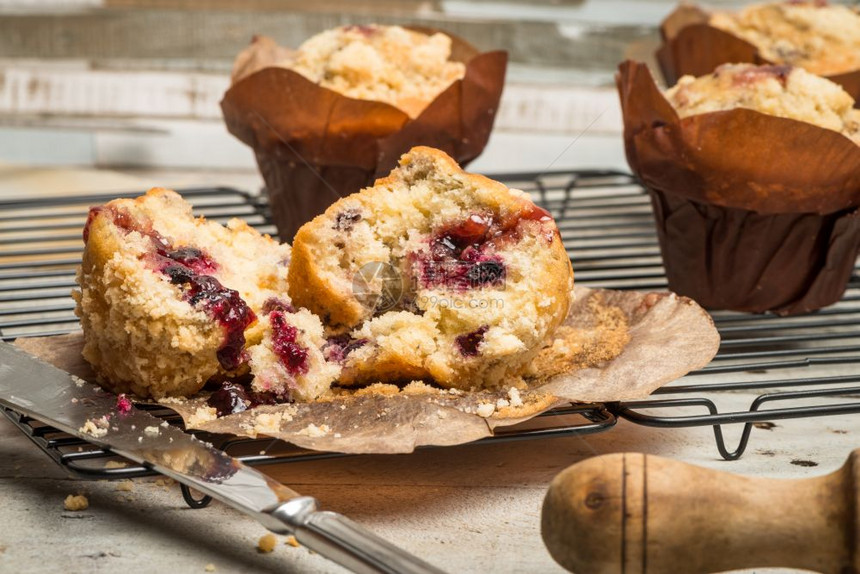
[0,341,445,574]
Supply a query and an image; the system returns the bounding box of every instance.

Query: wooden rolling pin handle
[541,451,860,574]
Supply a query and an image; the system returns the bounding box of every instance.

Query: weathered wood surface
[0,1,773,70]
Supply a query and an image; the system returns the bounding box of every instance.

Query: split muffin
[289,147,574,390]
[74,189,339,400]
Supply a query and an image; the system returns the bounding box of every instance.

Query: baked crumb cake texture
[710,2,860,76]
[665,63,860,144]
[287,25,466,117]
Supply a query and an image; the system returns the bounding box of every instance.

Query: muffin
[656,2,860,101]
[221,26,507,241]
[74,188,339,400]
[289,147,574,390]
[618,61,860,315]
[710,2,860,77]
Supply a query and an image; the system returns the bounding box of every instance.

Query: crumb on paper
[188,406,218,426]
[79,416,109,438]
[253,412,284,435]
[401,381,439,395]
[64,494,89,511]
[257,533,277,553]
[297,423,330,438]
[475,402,496,418]
[204,564,216,572]
[285,536,300,548]
[72,376,86,388]
[115,480,134,492]
[159,397,183,404]
[154,478,175,488]
[436,409,448,420]
[144,425,160,436]
[507,387,523,408]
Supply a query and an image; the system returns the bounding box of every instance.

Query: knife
[0,341,445,574]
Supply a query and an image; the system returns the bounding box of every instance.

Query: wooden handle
[541,451,860,574]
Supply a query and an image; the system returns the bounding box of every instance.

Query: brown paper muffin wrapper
[655,4,860,103]
[18,286,719,455]
[618,60,860,314]
[221,31,507,241]
[651,190,860,315]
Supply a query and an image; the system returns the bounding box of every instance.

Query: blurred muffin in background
[709,2,860,77]
[221,25,507,241]
[617,60,860,315]
[656,2,860,101]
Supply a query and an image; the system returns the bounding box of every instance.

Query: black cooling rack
[3,173,860,495]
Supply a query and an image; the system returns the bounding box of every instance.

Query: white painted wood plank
[0,65,623,134]
[0,67,228,118]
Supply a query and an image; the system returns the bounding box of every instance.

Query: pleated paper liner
[655,4,860,103]
[221,30,507,242]
[617,60,860,315]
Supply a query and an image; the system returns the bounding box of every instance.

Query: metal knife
[0,341,445,574]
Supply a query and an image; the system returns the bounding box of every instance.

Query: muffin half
[289,147,574,390]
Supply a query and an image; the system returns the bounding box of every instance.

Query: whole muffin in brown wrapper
[656,3,860,103]
[221,27,507,241]
[617,60,860,315]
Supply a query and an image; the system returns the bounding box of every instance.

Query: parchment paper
[16,286,718,455]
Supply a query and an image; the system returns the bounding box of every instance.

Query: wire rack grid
[2,172,860,493]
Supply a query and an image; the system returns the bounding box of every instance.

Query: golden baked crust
[709,2,860,76]
[289,147,574,390]
[665,63,860,144]
[286,25,465,117]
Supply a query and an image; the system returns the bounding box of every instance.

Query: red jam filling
[116,394,133,414]
[262,297,296,315]
[724,64,793,87]
[455,326,488,357]
[206,380,279,417]
[95,206,255,372]
[414,206,556,291]
[269,310,309,376]
[323,334,369,363]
